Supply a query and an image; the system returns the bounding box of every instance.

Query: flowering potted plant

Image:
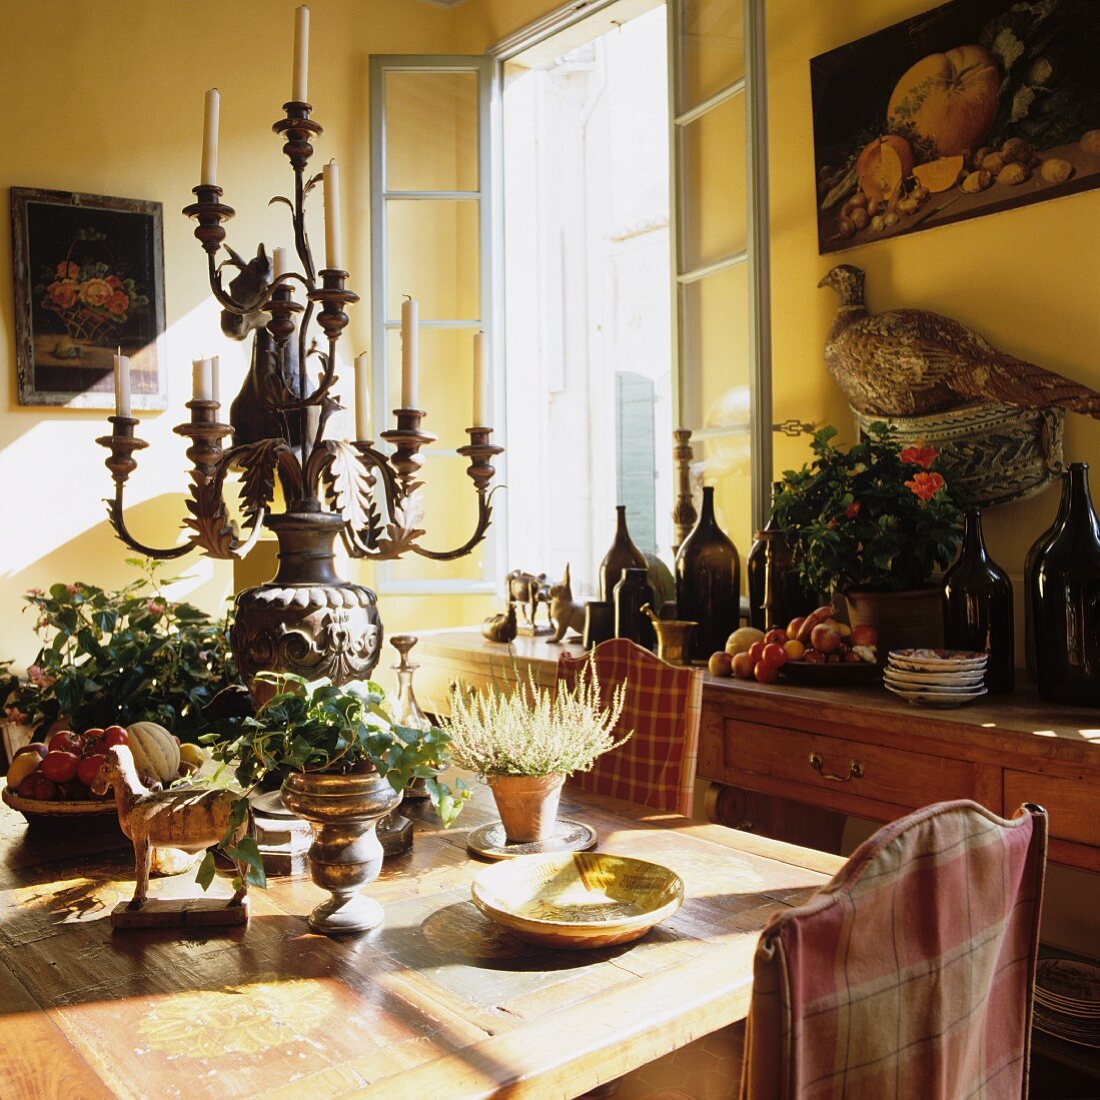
[438,664,631,845]
[203,671,469,934]
[772,423,962,649]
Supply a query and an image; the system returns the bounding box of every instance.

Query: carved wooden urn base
[231,512,383,705]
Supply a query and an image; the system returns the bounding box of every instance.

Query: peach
[708,651,734,677]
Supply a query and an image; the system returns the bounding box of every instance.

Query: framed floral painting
[10,187,166,408]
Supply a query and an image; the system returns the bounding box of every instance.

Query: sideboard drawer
[722,719,979,812]
[1003,769,1100,851]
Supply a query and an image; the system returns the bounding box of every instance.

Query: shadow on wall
[0,493,233,672]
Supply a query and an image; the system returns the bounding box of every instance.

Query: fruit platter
[2,722,204,823]
[709,606,880,686]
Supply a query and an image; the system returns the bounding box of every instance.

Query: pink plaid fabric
[740,800,1047,1100]
[558,638,703,817]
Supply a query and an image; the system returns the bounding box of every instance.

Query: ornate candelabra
[97,93,502,696]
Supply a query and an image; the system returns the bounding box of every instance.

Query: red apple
[29,774,59,801]
[803,649,826,664]
[850,624,879,648]
[708,651,734,677]
[761,642,788,668]
[810,624,842,654]
[753,661,780,684]
[41,750,80,784]
[77,753,106,788]
[13,742,48,761]
[731,652,755,680]
[763,628,788,646]
[47,730,83,755]
[102,726,129,749]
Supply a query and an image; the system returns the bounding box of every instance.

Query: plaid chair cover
[558,638,703,817]
[740,800,1047,1100]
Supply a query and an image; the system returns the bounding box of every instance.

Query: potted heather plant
[438,663,631,844]
[772,423,963,651]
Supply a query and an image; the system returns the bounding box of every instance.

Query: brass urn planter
[280,769,401,934]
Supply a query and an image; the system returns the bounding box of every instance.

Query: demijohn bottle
[598,506,648,602]
[613,568,655,650]
[1032,463,1100,706]
[941,508,1014,694]
[1023,473,1069,681]
[675,485,740,661]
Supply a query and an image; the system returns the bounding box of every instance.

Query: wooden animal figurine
[505,569,552,632]
[92,745,252,920]
[820,264,1100,419]
[548,563,586,644]
[482,603,518,643]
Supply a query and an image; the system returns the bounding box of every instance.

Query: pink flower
[906,471,946,501]
[66,583,81,595]
[4,706,29,725]
[900,445,938,468]
[27,587,44,597]
[845,501,861,519]
[47,278,80,309]
[146,599,165,617]
[27,665,55,689]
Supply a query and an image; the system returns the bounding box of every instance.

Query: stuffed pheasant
[819,265,1100,419]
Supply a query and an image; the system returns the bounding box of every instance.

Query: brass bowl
[471,851,684,950]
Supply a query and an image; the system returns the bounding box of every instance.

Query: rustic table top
[0,779,842,1100]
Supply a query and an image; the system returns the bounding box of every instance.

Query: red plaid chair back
[557,638,703,817]
[740,800,1048,1100]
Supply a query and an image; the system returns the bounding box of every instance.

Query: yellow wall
[0,0,465,670]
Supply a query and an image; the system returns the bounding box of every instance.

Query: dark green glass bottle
[598,506,648,602]
[1023,474,1070,681]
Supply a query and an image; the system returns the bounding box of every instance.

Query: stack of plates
[883,648,988,707]
[1034,958,1100,1049]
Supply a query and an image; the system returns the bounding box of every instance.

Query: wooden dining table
[0,778,844,1099]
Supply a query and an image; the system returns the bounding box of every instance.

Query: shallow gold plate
[471,851,684,950]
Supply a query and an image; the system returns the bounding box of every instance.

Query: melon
[126,721,181,783]
[887,45,1000,158]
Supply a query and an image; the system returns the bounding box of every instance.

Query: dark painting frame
[811,0,1100,255]
[11,187,166,408]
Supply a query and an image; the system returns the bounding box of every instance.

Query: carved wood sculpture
[820,264,1100,419]
[92,745,251,914]
[548,564,586,644]
[482,603,518,644]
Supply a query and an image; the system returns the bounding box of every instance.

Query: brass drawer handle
[808,752,863,783]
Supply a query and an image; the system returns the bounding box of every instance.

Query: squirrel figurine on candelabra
[96,7,503,695]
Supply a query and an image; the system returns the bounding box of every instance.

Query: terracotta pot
[487,774,565,843]
[844,586,944,656]
[281,768,402,934]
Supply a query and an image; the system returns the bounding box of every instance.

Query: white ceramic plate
[883,667,987,688]
[884,684,988,707]
[1036,958,1100,1008]
[883,672,987,692]
[888,649,988,672]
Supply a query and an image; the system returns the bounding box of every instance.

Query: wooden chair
[557,638,703,817]
[740,799,1048,1100]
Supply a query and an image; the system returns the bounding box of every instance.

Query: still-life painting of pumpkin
[811,0,1100,253]
[12,188,166,409]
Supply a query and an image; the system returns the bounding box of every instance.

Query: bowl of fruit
[709,607,881,686]
[2,723,204,823]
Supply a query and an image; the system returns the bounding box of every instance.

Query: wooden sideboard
[413,630,1100,874]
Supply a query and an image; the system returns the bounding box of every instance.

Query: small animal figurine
[482,603,518,643]
[505,569,552,632]
[820,264,1100,419]
[548,563,586,644]
[92,745,252,912]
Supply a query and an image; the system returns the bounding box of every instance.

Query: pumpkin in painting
[887,45,1000,158]
[856,134,914,205]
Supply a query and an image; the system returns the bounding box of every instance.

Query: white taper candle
[354,352,370,439]
[210,355,220,406]
[472,330,488,427]
[273,246,288,278]
[192,357,212,402]
[323,160,343,270]
[400,296,419,409]
[114,353,131,418]
[293,6,310,103]
[201,89,220,187]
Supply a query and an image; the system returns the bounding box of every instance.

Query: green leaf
[195,851,217,892]
[225,837,267,889]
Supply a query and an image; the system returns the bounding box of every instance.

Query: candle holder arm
[408,483,502,562]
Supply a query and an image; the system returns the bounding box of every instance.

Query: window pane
[384,326,476,443]
[385,199,480,321]
[678,0,744,113]
[385,71,479,193]
[679,92,746,273]
[382,454,488,582]
[680,261,749,432]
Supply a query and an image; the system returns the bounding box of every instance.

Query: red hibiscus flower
[906,471,946,501]
[900,445,938,468]
[845,501,861,519]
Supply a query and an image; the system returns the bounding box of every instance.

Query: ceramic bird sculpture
[819,265,1100,419]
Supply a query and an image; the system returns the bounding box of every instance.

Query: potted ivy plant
[771,422,963,651]
[203,671,469,934]
[437,663,630,845]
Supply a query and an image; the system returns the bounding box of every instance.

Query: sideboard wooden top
[414,630,1100,768]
